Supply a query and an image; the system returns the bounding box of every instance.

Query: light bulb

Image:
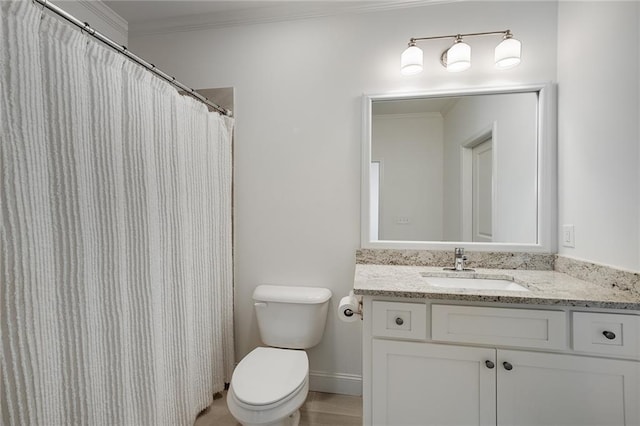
[495,36,521,69]
[446,40,471,72]
[401,44,423,75]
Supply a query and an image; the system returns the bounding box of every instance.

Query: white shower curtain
[0,2,234,425]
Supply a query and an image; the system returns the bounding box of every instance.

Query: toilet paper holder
[342,304,363,319]
[338,291,364,321]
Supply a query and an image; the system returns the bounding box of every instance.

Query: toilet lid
[232,347,308,406]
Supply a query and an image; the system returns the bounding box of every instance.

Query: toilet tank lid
[253,285,332,304]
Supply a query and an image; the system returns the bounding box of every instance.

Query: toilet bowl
[227,347,309,426]
[226,285,332,426]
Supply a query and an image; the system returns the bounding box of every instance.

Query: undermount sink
[424,276,530,292]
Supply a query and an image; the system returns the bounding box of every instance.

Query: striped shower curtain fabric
[0,1,234,424]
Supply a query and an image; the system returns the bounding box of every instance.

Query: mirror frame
[361,82,557,253]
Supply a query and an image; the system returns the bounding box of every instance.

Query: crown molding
[52,0,128,43]
[129,0,459,37]
[78,0,128,41]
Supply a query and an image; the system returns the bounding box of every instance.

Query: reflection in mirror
[362,84,556,252]
[371,92,537,243]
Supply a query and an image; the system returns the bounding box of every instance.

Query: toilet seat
[231,347,308,406]
[227,347,309,425]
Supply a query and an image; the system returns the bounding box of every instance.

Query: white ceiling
[104,1,284,24]
[103,0,440,35]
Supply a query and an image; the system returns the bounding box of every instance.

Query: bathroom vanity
[354,264,640,426]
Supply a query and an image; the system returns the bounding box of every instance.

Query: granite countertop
[353,264,640,310]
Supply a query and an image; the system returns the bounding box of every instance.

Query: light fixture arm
[409,29,512,45]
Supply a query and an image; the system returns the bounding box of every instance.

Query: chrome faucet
[454,247,467,271]
[444,247,474,271]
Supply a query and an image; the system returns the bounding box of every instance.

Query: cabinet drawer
[432,305,567,350]
[573,312,640,359]
[372,301,427,340]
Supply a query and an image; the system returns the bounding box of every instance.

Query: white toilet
[227,285,332,426]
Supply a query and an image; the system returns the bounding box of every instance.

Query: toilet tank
[253,285,332,349]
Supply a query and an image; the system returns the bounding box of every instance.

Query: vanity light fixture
[494,32,522,69]
[443,35,471,72]
[400,29,521,75]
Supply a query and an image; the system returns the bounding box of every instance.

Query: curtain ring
[38,0,47,20]
[81,22,91,44]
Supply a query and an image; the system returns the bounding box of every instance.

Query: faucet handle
[454,247,465,256]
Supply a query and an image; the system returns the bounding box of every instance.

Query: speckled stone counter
[555,256,640,297]
[356,249,555,270]
[353,264,640,310]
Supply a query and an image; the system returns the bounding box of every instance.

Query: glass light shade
[401,45,423,75]
[495,37,521,69]
[446,41,471,72]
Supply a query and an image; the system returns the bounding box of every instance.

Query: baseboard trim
[309,370,362,396]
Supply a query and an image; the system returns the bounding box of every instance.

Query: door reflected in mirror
[364,85,553,249]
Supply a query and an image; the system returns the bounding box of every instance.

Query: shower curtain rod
[32,0,233,117]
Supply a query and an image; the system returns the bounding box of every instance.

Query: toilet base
[239,408,300,426]
[288,409,301,426]
[226,377,308,426]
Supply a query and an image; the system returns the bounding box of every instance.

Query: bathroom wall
[557,1,640,271]
[130,1,558,393]
[372,113,444,241]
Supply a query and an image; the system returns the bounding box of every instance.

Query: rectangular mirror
[361,83,556,252]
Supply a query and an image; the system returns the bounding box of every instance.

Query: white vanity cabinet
[372,339,497,425]
[496,350,638,426]
[363,298,640,426]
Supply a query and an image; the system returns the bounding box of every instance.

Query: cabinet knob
[503,362,513,371]
[395,317,404,326]
[485,360,495,369]
[602,330,616,340]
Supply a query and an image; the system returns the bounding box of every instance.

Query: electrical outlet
[397,216,410,225]
[562,224,575,248]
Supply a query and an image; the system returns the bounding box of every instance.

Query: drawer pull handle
[485,360,495,369]
[503,362,513,371]
[602,330,616,340]
[395,317,404,326]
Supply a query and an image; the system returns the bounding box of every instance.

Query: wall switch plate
[562,224,575,248]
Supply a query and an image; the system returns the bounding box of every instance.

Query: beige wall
[130,1,558,393]
[557,1,640,270]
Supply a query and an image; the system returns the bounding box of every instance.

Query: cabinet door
[372,340,496,426]
[497,350,640,426]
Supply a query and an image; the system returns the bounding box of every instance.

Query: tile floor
[194,391,363,426]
